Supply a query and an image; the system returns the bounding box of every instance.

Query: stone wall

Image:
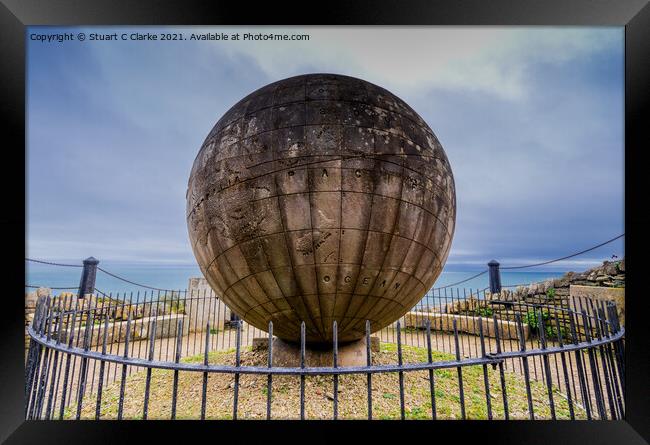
[511,258,625,295]
[499,258,625,325]
[25,279,238,347]
[403,311,529,340]
[59,313,190,347]
[570,285,625,325]
[407,258,626,340]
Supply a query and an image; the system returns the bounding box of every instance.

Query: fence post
[488,260,501,294]
[77,257,99,299]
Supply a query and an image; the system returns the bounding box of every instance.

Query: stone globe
[187,73,455,344]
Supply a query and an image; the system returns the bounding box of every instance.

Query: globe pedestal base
[251,336,380,367]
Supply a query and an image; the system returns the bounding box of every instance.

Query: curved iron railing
[25,292,625,421]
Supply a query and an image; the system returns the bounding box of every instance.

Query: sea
[26,261,566,298]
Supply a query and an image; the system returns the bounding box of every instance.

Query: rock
[613,274,625,281]
[25,292,38,309]
[325,390,342,401]
[51,292,82,311]
[115,304,143,320]
[603,261,618,276]
[251,338,269,351]
[113,305,134,320]
[553,277,569,288]
[619,259,625,272]
[556,288,569,296]
[36,287,52,298]
[595,276,609,282]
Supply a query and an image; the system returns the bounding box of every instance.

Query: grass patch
[68,343,585,420]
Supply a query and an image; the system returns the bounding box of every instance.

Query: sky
[26,26,625,271]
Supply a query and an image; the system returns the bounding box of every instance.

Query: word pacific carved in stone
[187,73,456,343]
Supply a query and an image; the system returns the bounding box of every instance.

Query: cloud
[26,27,624,270]
[206,27,621,100]
[444,258,610,270]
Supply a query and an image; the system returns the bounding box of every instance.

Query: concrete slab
[252,336,380,367]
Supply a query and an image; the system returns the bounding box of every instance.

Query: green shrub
[159,292,186,314]
[546,287,556,299]
[524,310,550,332]
[475,307,493,317]
[524,309,570,340]
[544,324,569,341]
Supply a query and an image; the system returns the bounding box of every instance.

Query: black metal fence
[25,290,625,420]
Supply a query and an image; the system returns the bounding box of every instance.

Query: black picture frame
[2,1,648,443]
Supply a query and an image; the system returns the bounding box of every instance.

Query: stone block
[36,287,52,298]
[403,311,527,340]
[25,292,38,309]
[147,313,191,339]
[570,285,625,325]
[186,277,233,332]
[57,313,190,348]
[252,336,380,367]
[444,297,481,314]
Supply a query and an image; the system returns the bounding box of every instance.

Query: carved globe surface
[187,73,456,343]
